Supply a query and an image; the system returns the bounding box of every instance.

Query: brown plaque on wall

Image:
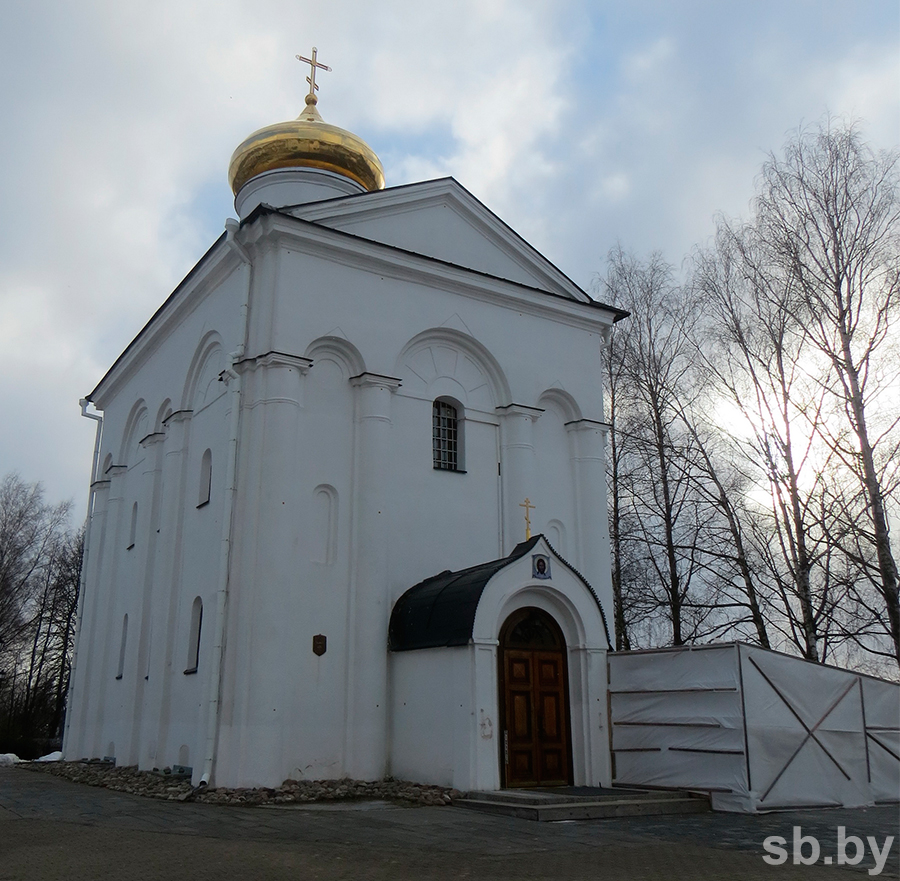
[312,634,327,656]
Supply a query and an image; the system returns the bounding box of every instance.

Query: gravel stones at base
[19,761,461,807]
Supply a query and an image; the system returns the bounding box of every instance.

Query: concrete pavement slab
[0,767,896,880]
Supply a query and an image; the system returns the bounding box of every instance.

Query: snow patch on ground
[0,753,23,765]
[36,751,63,762]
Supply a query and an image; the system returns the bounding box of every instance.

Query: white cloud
[0,0,897,514]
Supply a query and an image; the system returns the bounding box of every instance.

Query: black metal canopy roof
[388,535,612,651]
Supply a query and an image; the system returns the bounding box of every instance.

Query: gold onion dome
[228,92,385,195]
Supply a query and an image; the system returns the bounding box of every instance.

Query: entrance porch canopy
[389,535,612,652]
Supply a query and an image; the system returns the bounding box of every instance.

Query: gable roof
[284,177,614,307]
[389,535,612,652]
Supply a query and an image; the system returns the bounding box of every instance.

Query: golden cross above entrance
[519,498,535,540]
[296,47,331,99]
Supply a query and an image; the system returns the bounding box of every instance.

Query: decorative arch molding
[304,336,366,380]
[118,400,149,465]
[471,539,611,651]
[479,583,593,651]
[394,328,511,413]
[155,399,173,433]
[181,331,226,411]
[537,387,583,424]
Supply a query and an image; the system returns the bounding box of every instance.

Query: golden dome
[228,94,385,195]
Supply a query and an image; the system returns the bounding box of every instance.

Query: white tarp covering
[608,643,900,812]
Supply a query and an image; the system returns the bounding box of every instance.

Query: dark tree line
[603,119,900,675]
[0,473,82,757]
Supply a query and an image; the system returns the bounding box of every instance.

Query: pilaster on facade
[564,418,613,617]
[345,371,401,779]
[237,351,313,410]
[497,403,544,554]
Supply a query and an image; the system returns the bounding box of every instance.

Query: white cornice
[237,351,314,374]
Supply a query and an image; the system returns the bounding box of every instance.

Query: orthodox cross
[519,498,535,540]
[296,47,331,99]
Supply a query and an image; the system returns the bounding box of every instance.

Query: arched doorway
[499,607,572,787]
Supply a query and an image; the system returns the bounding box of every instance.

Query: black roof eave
[389,536,613,652]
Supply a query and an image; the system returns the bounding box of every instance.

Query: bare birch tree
[602,248,714,647]
[750,121,900,665]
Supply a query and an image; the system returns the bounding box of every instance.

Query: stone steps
[456,787,711,822]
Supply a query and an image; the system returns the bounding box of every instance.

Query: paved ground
[0,767,897,880]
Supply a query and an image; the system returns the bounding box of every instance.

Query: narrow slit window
[116,614,128,679]
[433,400,459,471]
[127,502,138,549]
[198,449,212,507]
[185,597,203,674]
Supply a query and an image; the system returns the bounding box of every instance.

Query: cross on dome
[296,47,331,104]
[227,49,385,196]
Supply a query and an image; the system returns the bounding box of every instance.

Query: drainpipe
[199,219,251,786]
[62,399,103,753]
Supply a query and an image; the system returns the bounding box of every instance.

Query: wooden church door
[499,607,572,787]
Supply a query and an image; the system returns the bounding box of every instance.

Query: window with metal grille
[433,399,459,471]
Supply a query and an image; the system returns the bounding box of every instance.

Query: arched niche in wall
[304,336,366,380]
[118,399,149,466]
[310,484,338,565]
[302,338,359,566]
[181,331,226,413]
[155,398,173,433]
[537,387,583,425]
[546,519,568,557]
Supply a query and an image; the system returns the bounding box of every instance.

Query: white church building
[63,60,623,793]
[64,58,898,810]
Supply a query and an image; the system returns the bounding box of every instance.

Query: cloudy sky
[1,0,898,518]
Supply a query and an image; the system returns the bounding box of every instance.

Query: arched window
[116,614,128,679]
[198,449,212,507]
[433,399,464,471]
[127,502,138,549]
[185,597,203,674]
